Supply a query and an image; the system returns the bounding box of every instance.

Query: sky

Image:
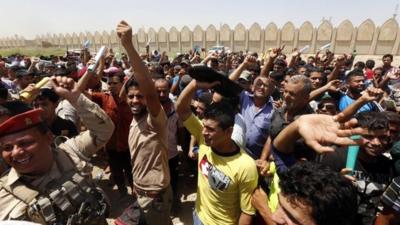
[0,0,399,39]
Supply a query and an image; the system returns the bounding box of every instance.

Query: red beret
[0,108,44,137]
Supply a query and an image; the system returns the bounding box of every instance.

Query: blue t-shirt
[338,94,375,113]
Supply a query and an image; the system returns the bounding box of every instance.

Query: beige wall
[1,18,400,56]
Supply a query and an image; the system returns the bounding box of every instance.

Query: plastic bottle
[345,135,361,173]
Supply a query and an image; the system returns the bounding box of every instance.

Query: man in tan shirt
[0,75,114,224]
[117,21,172,225]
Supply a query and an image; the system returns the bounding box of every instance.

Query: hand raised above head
[116,20,133,48]
[50,76,80,103]
[360,87,383,102]
[243,55,257,68]
[291,48,300,57]
[335,55,346,67]
[325,79,342,92]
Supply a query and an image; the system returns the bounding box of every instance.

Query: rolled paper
[35,77,50,88]
[88,46,107,73]
[83,40,91,49]
[373,100,385,112]
[299,45,310,53]
[346,135,361,172]
[115,52,121,62]
[20,77,50,102]
[319,43,331,51]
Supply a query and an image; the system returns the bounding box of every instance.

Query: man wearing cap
[0,75,114,224]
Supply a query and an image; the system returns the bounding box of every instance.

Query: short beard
[132,107,147,117]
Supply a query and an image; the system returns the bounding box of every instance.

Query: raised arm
[273,114,364,154]
[260,47,282,77]
[200,52,218,65]
[117,20,161,117]
[308,79,341,101]
[327,55,346,82]
[176,80,198,121]
[376,70,400,89]
[27,58,39,74]
[287,49,300,69]
[51,76,114,157]
[339,87,383,121]
[176,79,220,122]
[229,55,256,81]
[76,57,105,93]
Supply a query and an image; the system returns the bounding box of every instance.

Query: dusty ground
[90,153,197,225]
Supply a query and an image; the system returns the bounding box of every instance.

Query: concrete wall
[1,18,400,56]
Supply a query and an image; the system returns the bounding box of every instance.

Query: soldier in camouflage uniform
[0,75,115,224]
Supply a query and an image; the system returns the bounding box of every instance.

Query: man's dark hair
[0,88,8,100]
[383,111,400,126]
[298,60,306,66]
[296,65,307,74]
[2,101,32,115]
[307,56,315,61]
[197,92,213,106]
[124,78,139,93]
[279,162,358,225]
[151,72,164,80]
[36,88,60,103]
[109,71,125,83]
[383,54,393,61]
[269,70,285,83]
[354,61,366,70]
[274,59,287,68]
[203,100,235,130]
[345,69,364,83]
[365,60,375,69]
[54,67,70,76]
[304,67,323,77]
[355,111,389,130]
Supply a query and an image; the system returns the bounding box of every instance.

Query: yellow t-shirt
[184,114,258,225]
[267,162,281,213]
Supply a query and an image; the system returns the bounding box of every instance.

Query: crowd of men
[0,20,399,225]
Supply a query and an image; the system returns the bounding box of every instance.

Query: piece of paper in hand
[83,40,91,49]
[88,46,107,73]
[319,43,331,51]
[299,45,310,53]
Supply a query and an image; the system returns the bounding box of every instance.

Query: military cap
[0,108,43,137]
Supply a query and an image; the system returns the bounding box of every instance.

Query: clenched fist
[116,20,133,48]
